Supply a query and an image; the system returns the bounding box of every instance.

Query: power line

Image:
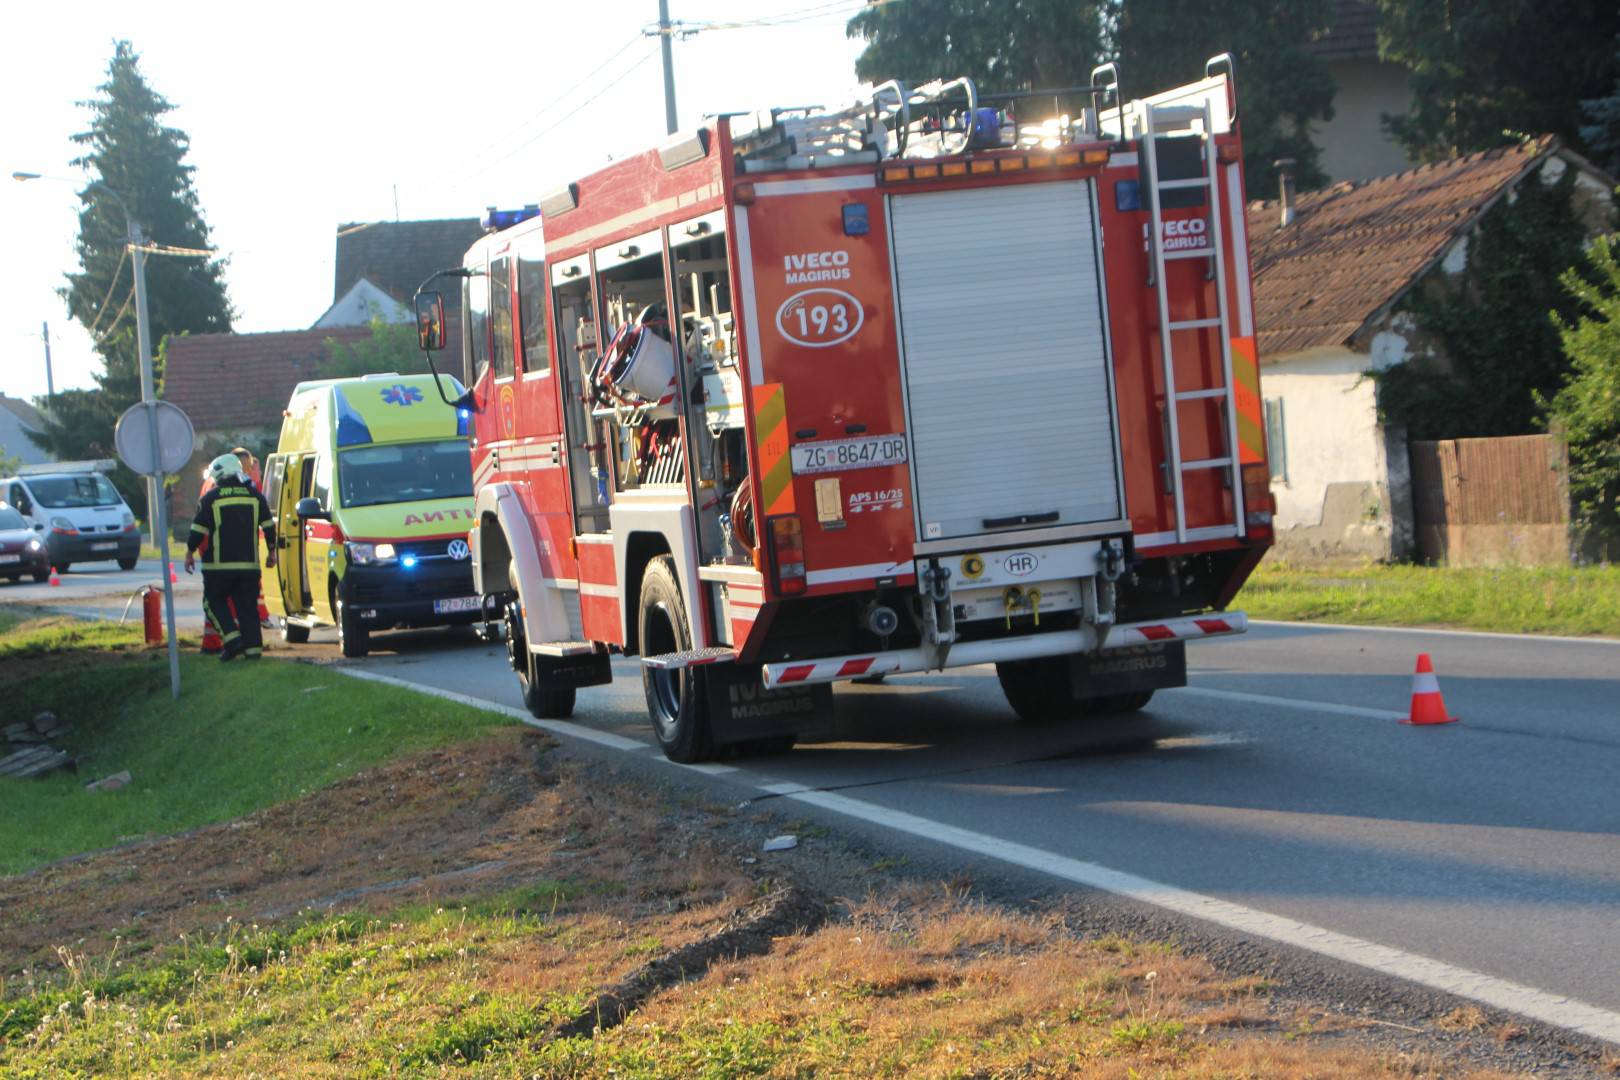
[82,243,129,338]
[480,47,664,172]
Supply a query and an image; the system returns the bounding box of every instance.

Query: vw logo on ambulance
[447,539,471,561]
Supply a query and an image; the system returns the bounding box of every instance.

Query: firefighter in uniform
[185,454,277,661]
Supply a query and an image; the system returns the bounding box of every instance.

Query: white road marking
[340,664,1620,1046]
[1172,685,1405,721]
[757,783,1620,1046]
[1251,618,1620,647]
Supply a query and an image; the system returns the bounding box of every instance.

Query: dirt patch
[0,728,748,974]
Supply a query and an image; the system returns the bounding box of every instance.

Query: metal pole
[42,322,54,397]
[128,218,181,699]
[658,0,678,134]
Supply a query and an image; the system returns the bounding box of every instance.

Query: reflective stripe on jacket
[187,481,275,570]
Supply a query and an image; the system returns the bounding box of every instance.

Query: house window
[1263,397,1288,483]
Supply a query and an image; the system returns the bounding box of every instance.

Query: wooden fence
[1409,434,1570,566]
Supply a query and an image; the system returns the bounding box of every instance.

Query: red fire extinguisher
[141,585,163,645]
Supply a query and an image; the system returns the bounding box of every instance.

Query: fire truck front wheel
[505,600,576,720]
[995,656,1080,724]
[638,556,714,763]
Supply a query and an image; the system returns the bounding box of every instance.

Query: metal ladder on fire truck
[1127,57,1247,545]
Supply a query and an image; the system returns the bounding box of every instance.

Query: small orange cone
[201,621,222,654]
[169,565,178,584]
[1403,653,1459,725]
[48,570,60,587]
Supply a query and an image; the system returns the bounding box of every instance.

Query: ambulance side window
[311,454,333,510]
[264,457,284,511]
[490,255,515,381]
[463,265,490,387]
[518,249,549,375]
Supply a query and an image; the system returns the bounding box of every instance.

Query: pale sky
[2,0,871,403]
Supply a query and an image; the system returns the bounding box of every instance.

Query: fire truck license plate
[790,434,908,476]
[433,596,481,614]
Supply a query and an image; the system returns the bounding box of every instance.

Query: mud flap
[1069,641,1186,699]
[536,651,614,690]
[703,663,833,745]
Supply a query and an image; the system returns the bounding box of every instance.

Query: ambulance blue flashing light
[401,553,420,570]
[332,387,374,447]
[482,205,541,231]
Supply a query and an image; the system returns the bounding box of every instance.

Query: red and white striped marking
[770,654,906,686]
[761,612,1248,690]
[1109,613,1247,646]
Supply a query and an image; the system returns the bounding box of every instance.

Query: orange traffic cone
[1402,653,1459,725]
[201,621,222,653]
[48,570,60,587]
[169,565,178,584]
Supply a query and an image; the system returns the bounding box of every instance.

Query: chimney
[1275,158,1297,228]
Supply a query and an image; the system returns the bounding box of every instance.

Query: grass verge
[1236,560,1620,637]
[0,613,511,875]
[0,732,1526,1079]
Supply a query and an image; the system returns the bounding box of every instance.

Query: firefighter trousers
[203,570,264,656]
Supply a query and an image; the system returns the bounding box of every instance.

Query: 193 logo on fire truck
[775,288,863,348]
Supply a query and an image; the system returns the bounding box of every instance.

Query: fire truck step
[1174,387,1228,401]
[1155,177,1209,191]
[641,646,737,670]
[533,641,598,657]
[1180,456,1234,471]
[1163,247,1217,261]
[1167,317,1222,331]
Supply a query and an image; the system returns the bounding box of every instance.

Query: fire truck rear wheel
[995,656,1079,724]
[1085,690,1154,714]
[639,556,714,763]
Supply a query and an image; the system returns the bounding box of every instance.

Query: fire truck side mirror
[415,292,446,352]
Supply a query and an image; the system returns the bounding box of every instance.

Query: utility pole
[41,321,54,397]
[658,0,678,134]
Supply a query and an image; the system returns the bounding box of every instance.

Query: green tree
[1580,36,1620,174]
[1112,0,1336,193]
[31,40,233,516]
[1375,166,1589,439]
[1375,0,1620,161]
[846,0,1336,194]
[322,317,426,380]
[1541,233,1620,543]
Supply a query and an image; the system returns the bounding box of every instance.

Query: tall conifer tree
[33,40,233,516]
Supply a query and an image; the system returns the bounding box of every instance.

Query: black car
[0,502,51,583]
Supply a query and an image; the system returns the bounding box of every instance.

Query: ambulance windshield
[337,440,473,508]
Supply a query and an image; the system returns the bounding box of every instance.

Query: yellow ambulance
[263,372,478,657]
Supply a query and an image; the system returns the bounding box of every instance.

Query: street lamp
[13,170,181,698]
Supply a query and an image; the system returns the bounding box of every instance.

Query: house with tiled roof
[333,218,483,311]
[0,394,52,466]
[1308,0,1414,182]
[1248,137,1617,559]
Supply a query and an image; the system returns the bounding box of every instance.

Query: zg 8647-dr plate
[790,434,908,476]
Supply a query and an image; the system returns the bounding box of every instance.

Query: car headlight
[122,511,135,527]
[49,516,76,534]
[346,542,397,565]
[27,538,42,552]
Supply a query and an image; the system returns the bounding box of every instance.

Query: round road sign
[115,400,196,476]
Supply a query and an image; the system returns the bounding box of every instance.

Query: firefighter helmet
[207,453,246,484]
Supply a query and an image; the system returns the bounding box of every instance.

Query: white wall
[1263,347,1404,559]
[1313,59,1415,184]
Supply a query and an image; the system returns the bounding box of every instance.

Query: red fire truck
[416,56,1272,762]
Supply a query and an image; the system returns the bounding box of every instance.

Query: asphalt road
[328,618,1620,1039]
[0,557,205,629]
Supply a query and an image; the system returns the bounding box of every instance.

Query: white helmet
[207,453,245,484]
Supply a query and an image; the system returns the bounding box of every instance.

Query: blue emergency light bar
[481,205,541,231]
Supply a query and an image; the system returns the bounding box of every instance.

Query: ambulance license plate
[92,543,118,552]
[434,596,481,614]
[790,434,908,476]
[0,555,18,564]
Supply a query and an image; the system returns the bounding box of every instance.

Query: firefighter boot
[218,636,247,663]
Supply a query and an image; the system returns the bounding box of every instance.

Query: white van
[0,460,141,572]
